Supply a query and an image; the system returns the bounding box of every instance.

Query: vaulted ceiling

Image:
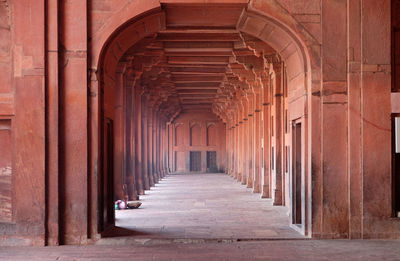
[118,4,281,122]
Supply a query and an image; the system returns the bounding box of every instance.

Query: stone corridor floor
[2,240,400,260]
[113,173,302,240]
[2,173,400,260]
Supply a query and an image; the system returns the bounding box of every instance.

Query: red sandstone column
[114,72,125,201]
[127,83,137,200]
[154,112,159,179]
[229,121,234,176]
[141,96,150,190]
[262,73,271,198]
[147,103,155,186]
[59,0,88,244]
[152,108,159,182]
[237,105,243,181]
[46,0,60,245]
[226,121,232,175]
[148,105,155,184]
[273,63,283,206]
[156,115,161,178]
[168,123,173,172]
[171,123,176,173]
[236,105,241,180]
[247,93,255,188]
[253,87,262,193]
[347,0,362,238]
[359,0,392,238]
[162,122,168,176]
[155,110,161,179]
[241,98,249,185]
[235,108,241,180]
[317,0,349,237]
[232,121,236,177]
[160,121,164,177]
[229,124,234,175]
[135,87,144,195]
[165,123,169,175]
[254,108,262,193]
[159,115,164,176]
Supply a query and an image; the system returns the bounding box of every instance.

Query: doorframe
[289,117,306,234]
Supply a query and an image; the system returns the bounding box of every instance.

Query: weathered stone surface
[0,0,398,248]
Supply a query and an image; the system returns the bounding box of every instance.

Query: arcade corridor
[2,3,400,261]
[113,173,302,240]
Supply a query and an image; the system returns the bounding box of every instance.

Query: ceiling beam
[157,32,241,42]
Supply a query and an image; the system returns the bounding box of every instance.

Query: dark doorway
[392,115,400,217]
[207,151,218,173]
[190,151,202,172]
[292,122,302,225]
[392,0,400,217]
[100,118,115,232]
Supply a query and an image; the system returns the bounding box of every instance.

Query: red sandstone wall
[172,111,226,173]
[0,0,398,246]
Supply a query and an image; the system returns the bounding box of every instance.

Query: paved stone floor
[2,173,400,260]
[114,173,302,239]
[1,240,400,260]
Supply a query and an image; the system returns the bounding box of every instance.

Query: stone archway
[93,1,317,238]
[0,0,396,247]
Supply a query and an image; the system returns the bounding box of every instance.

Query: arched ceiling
[115,3,282,122]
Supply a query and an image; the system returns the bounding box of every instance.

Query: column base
[137,188,145,196]
[247,177,253,188]
[253,185,261,193]
[273,189,283,206]
[261,185,270,198]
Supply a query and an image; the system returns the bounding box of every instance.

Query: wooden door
[190,151,201,172]
[206,151,218,172]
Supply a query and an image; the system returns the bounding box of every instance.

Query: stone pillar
[315,0,348,238]
[262,73,271,198]
[235,109,241,180]
[156,115,161,178]
[113,72,125,201]
[59,0,88,244]
[152,108,158,182]
[359,0,392,238]
[241,99,248,185]
[147,104,155,186]
[227,123,233,175]
[273,63,284,206]
[160,121,165,177]
[141,96,150,190]
[168,123,173,173]
[247,93,255,188]
[46,0,60,246]
[135,87,144,195]
[171,123,176,172]
[162,122,168,176]
[155,111,161,179]
[127,84,137,200]
[253,89,262,193]
[238,104,244,181]
[346,0,362,238]
[230,124,233,175]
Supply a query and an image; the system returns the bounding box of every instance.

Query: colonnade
[111,79,176,202]
[214,59,289,206]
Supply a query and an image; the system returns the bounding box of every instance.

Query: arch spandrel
[91,1,162,67]
[100,11,166,81]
